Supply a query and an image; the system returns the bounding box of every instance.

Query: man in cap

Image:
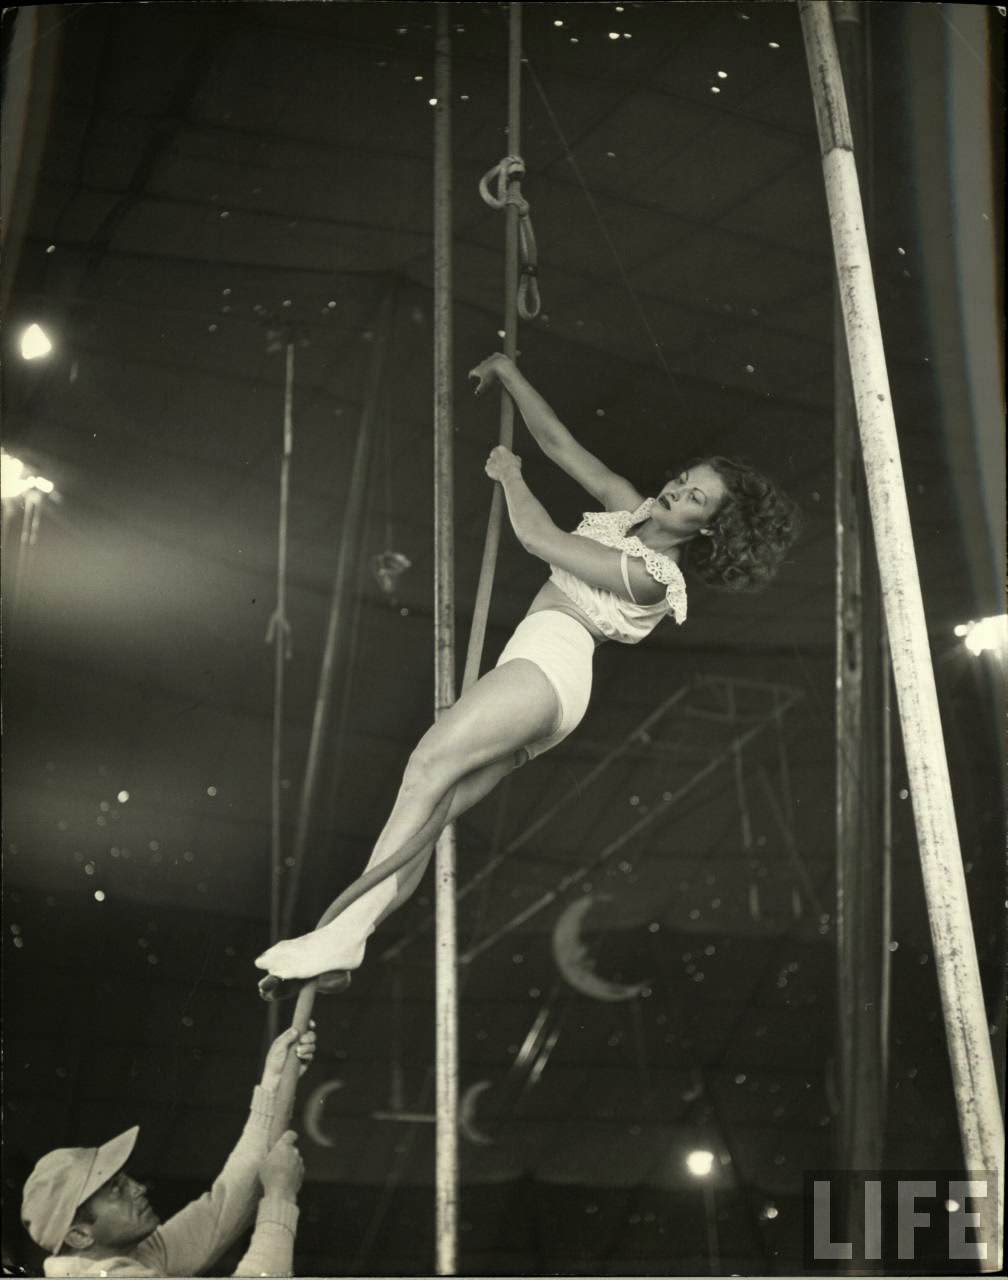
[21,1024,316,1277]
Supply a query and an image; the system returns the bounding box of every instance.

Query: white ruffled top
[548,499,688,643]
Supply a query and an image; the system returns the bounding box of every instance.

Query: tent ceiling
[3,3,1002,1274]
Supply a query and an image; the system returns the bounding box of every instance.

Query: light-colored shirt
[43,1086,299,1278]
[548,500,688,643]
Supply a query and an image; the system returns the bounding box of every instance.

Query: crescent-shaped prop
[552,896,649,1002]
[459,1079,495,1147]
[302,1078,344,1148]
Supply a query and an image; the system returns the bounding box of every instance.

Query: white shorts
[495,610,595,760]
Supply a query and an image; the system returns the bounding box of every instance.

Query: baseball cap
[21,1127,139,1256]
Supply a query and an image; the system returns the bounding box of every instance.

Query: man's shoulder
[44,1252,163,1278]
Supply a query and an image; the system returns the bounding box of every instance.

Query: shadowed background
[2,3,1004,1274]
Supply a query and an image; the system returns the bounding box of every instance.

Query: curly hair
[675,456,802,593]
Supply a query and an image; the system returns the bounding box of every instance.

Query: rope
[524,58,682,398]
[265,781,460,1143]
[266,11,530,1142]
[278,290,395,944]
[265,294,395,1139]
[478,153,541,320]
[260,781,460,1005]
[460,10,527,692]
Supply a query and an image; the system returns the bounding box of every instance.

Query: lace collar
[576,500,688,624]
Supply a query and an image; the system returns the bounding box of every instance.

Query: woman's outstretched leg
[369,742,528,926]
[255,659,557,979]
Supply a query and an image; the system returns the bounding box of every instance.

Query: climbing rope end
[258,971,351,1002]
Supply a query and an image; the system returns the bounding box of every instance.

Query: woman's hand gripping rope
[257,377,525,1002]
[484,445,522,485]
[468,351,513,397]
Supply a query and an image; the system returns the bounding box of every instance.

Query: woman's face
[653,463,727,538]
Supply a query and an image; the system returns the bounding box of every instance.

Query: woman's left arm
[489,447,666,605]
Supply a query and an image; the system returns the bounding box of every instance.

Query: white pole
[799,4,1003,1268]
[432,6,458,1274]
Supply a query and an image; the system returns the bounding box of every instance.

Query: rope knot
[478,154,526,209]
[478,153,542,320]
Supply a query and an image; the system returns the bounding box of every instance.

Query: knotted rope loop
[516,216,540,321]
[478,154,527,210]
[478,154,542,321]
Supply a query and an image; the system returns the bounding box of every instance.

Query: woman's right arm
[470,353,643,512]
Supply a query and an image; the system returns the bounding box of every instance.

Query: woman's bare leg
[372,745,527,925]
[264,754,525,997]
[256,659,557,978]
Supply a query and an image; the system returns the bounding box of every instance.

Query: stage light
[960,615,1008,657]
[1,452,29,498]
[1,450,55,500]
[20,323,53,360]
[685,1149,715,1177]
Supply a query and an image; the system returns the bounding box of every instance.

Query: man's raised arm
[133,1027,314,1278]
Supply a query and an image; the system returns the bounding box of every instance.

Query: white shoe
[254,921,372,981]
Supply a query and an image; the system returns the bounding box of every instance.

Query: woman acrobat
[255,352,801,986]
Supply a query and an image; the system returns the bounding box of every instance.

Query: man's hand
[260,1022,317,1089]
[259,1131,305,1202]
[469,352,514,396]
[485,445,522,485]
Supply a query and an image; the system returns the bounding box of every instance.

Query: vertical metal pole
[879,614,893,1094]
[862,0,895,1141]
[432,8,457,1273]
[266,342,295,1044]
[461,1,524,692]
[799,5,1003,1265]
[831,4,890,1250]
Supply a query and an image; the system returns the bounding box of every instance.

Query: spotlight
[1,453,28,499]
[1,450,55,500]
[958,615,1008,657]
[20,323,53,360]
[685,1149,715,1177]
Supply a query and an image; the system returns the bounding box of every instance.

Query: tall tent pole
[432,6,459,1274]
[461,2,524,692]
[799,3,1003,1264]
[830,2,891,1251]
[265,341,296,1044]
[431,4,524,1264]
